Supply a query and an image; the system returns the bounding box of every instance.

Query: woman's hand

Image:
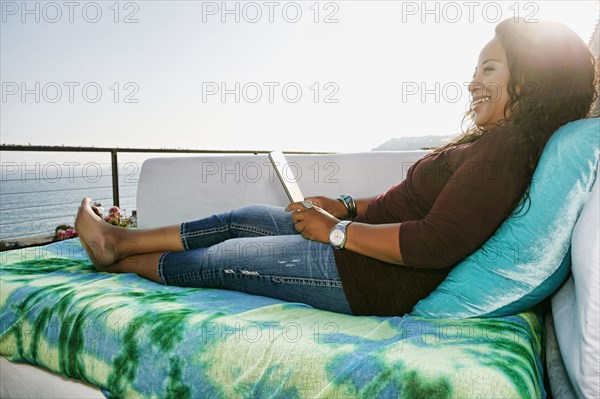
[286,196,348,219]
[286,199,405,264]
[287,202,340,243]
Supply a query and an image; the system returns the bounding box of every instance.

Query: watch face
[330,228,345,246]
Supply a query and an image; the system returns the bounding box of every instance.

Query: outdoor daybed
[1,118,598,398]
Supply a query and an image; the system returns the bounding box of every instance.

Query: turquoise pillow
[411,118,600,319]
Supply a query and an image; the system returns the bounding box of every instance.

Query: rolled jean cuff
[180,223,190,251]
[157,252,169,285]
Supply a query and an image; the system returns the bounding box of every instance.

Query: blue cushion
[411,118,600,319]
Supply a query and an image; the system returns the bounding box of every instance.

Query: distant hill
[372,134,458,151]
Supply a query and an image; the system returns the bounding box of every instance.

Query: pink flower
[54,225,77,241]
[97,206,135,228]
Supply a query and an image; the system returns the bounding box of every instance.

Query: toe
[91,206,103,218]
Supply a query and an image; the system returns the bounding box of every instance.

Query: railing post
[111,149,120,207]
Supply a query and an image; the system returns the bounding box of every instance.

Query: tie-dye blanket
[1,239,545,398]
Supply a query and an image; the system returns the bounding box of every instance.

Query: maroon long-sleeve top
[334,127,534,316]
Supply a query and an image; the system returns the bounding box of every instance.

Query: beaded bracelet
[337,194,357,219]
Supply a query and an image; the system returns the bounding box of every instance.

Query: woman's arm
[295,196,377,219]
[343,222,404,265]
[288,205,404,265]
[290,129,531,269]
[398,130,533,268]
[354,198,374,216]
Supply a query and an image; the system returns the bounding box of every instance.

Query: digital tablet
[268,151,304,203]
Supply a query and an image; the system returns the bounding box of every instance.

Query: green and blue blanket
[1,239,545,398]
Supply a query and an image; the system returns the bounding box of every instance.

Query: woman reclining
[75,18,597,316]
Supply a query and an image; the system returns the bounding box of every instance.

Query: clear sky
[1,0,598,164]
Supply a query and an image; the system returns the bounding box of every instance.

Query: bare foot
[75,197,124,270]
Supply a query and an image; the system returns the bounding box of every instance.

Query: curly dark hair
[440,18,598,214]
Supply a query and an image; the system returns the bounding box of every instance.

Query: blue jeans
[158,204,353,314]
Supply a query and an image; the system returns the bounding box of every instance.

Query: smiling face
[468,38,511,130]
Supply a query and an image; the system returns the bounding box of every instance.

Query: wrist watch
[329,220,353,249]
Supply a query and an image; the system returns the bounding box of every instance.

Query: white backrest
[136,151,427,228]
[552,165,600,399]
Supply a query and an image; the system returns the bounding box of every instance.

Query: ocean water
[0,163,139,241]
